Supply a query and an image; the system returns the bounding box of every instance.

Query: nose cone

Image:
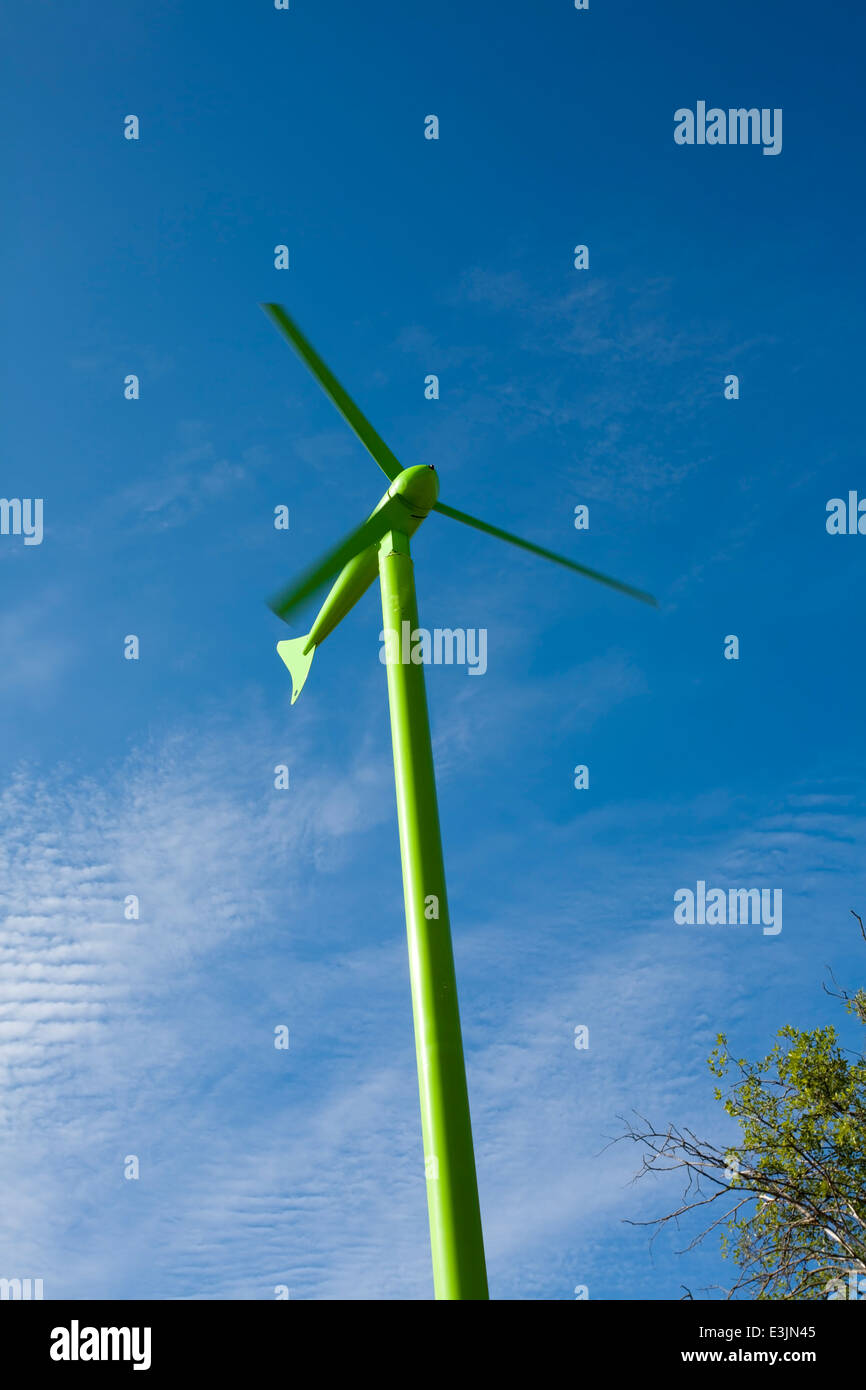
[389,465,439,515]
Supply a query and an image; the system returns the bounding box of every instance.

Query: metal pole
[378,528,489,1300]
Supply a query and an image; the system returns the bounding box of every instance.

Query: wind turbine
[261,302,656,1301]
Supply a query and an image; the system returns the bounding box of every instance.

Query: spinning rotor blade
[261,303,403,483]
[267,509,392,625]
[433,501,657,607]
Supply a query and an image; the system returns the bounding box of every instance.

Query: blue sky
[2,0,864,1299]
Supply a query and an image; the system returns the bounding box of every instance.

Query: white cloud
[0,708,861,1298]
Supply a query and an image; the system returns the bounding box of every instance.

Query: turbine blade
[261,303,403,483]
[433,502,657,606]
[267,509,392,624]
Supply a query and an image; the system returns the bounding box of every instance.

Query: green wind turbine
[261,302,656,1301]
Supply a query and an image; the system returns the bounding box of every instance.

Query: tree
[618,913,866,1299]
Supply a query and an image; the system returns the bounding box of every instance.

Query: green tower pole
[377,528,489,1300]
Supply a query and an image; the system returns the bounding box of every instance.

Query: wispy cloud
[1,701,861,1298]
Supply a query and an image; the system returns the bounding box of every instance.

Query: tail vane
[277,635,316,704]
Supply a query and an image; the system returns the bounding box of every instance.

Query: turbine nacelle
[388,465,439,519]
